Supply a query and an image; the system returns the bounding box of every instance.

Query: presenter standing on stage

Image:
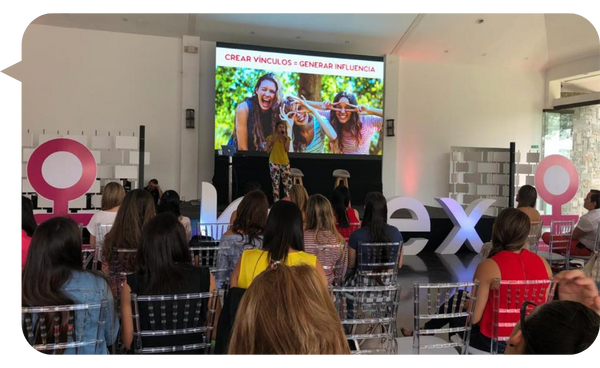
[266,121,292,202]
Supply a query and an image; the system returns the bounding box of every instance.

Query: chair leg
[343,178,349,188]
[299,177,303,186]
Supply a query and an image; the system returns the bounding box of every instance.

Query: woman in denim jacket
[22,217,119,354]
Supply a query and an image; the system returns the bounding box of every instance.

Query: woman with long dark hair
[102,189,156,296]
[22,217,118,354]
[347,192,403,269]
[158,190,192,241]
[229,201,327,289]
[331,184,360,229]
[22,196,37,269]
[233,73,283,152]
[516,185,541,224]
[119,213,217,352]
[307,91,383,154]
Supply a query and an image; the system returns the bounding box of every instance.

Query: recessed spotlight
[296,36,301,39]
[444,50,449,53]
[250,31,255,35]
[482,53,487,57]
[524,57,529,60]
[122,17,128,22]
[345,40,350,44]
[476,19,484,24]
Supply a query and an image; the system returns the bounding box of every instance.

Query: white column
[382,54,400,198]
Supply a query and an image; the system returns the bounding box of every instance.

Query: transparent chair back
[22,300,108,354]
[548,220,575,268]
[195,223,229,245]
[490,278,556,354]
[411,281,479,355]
[590,223,600,283]
[130,290,219,354]
[357,242,402,286]
[107,248,138,298]
[305,243,347,286]
[526,221,543,253]
[330,284,401,354]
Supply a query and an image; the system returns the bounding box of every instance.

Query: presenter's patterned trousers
[269,162,292,202]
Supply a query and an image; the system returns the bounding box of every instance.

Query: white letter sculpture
[435,198,495,254]
[387,196,431,255]
[200,182,244,224]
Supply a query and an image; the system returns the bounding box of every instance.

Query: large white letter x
[435,198,496,254]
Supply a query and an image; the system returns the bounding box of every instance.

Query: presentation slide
[215,44,385,156]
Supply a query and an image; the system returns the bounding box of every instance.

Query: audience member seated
[516,185,541,224]
[542,189,600,257]
[120,213,217,353]
[87,182,125,247]
[228,264,350,354]
[144,178,162,208]
[102,189,156,296]
[331,184,360,230]
[229,181,262,224]
[158,190,192,241]
[216,190,268,282]
[505,269,600,354]
[469,208,553,353]
[22,217,119,354]
[303,194,348,285]
[347,192,403,271]
[22,196,37,269]
[229,201,327,289]
[289,184,309,223]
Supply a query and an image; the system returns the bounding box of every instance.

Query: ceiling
[31,13,600,72]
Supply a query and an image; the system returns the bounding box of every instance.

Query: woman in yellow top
[230,200,328,289]
[266,120,292,202]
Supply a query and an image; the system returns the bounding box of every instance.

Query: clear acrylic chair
[396,281,479,355]
[130,290,220,354]
[92,223,113,270]
[355,242,403,286]
[489,278,556,354]
[189,246,221,273]
[81,244,96,269]
[22,300,108,354]
[195,223,229,245]
[330,284,401,354]
[525,221,543,253]
[537,220,574,271]
[304,243,347,286]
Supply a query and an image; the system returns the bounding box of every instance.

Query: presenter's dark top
[348,224,403,250]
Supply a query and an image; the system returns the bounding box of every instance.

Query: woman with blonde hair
[228,264,350,354]
[87,182,125,247]
[289,184,309,221]
[304,194,348,285]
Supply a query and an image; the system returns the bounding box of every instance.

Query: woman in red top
[470,208,552,353]
[331,185,360,240]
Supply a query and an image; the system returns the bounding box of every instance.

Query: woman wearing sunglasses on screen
[305,91,383,155]
[505,270,600,354]
[279,96,337,154]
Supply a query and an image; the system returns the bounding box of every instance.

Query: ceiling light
[250,31,255,35]
[482,53,487,57]
[296,36,301,39]
[345,40,350,44]
[476,19,484,24]
[524,57,529,60]
[444,50,449,53]
[122,17,128,22]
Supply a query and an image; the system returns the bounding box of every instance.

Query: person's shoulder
[236,100,250,112]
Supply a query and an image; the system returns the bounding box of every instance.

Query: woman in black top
[120,213,217,353]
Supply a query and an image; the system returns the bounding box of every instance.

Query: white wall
[22,25,184,194]
[388,59,545,206]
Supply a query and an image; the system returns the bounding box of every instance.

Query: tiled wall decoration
[449,146,540,216]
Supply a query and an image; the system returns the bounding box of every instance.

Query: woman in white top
[159,190,192,241]
[87,182,125,247]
